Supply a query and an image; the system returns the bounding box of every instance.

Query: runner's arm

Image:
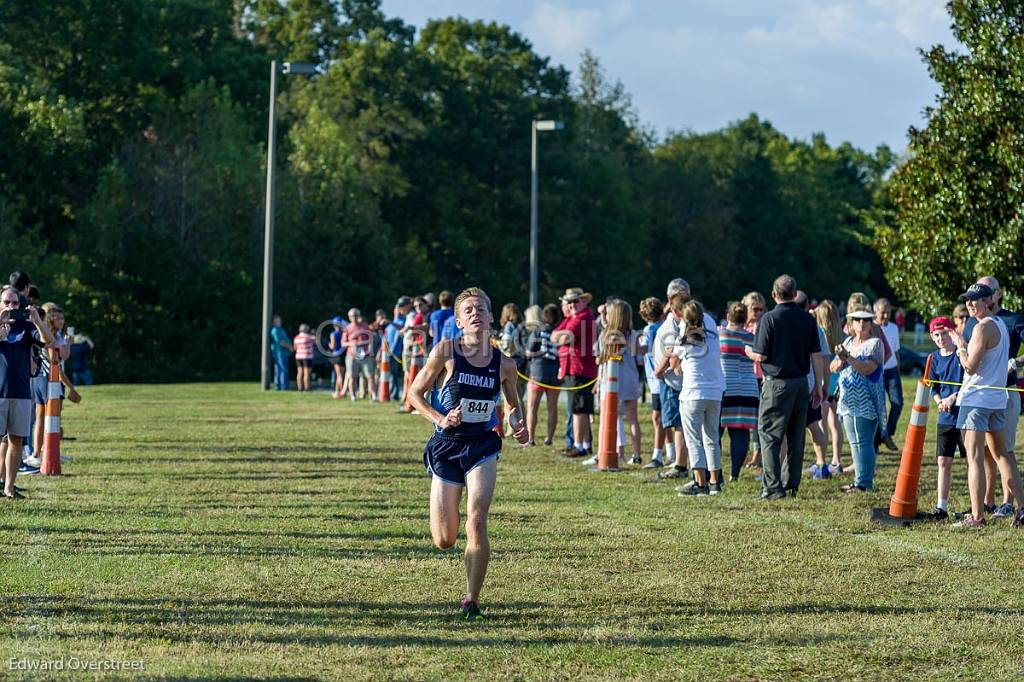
[408,341,459,428]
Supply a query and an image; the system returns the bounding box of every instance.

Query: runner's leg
[464,458,497,603]
[429,477,462,550]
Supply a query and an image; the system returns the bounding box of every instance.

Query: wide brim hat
[847,309,874,320]
[561,287,593,304]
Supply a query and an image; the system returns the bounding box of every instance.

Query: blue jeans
[273,355,290,390]
[883,367,903,438]
[72,369,93,385]
[842,414,878,490]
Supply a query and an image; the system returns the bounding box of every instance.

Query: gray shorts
[0,398,33,439]
[345,354,374,380]
[1005,390,1021,453]
[957,405,1007,433]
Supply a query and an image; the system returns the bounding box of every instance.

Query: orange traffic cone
[40,348,63,476]
[872,354,933,525]
[597,354,621,471]
[403,350,422,412]
[378,340,392,403]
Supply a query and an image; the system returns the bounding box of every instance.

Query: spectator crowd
[1,270,91,499]
[268,272,1024,529]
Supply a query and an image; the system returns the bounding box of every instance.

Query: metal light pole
[529,119,564,307]
[261,60,315,390]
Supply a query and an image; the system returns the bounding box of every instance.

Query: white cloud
[523,1,634,58]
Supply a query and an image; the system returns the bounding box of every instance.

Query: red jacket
[555,307,597,379]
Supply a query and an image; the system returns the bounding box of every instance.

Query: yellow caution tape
[923,377,1024,393]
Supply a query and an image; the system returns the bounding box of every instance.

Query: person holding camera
[0,285,55,498]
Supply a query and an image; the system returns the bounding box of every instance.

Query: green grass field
[1,380,1023,680]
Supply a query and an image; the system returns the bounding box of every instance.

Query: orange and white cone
[40,347,63,476]
[597,355,621,471]
[378,340,392,403]
[872,354,933,525]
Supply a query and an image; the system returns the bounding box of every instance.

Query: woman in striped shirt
[719,302,759,481]
[293,323,315,392]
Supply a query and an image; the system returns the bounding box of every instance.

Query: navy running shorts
[423,430,501,486]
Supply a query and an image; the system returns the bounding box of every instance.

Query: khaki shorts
[1005,390,1021,453]
[0,398,32,439]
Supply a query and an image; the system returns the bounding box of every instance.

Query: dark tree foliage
[0,0,894,382]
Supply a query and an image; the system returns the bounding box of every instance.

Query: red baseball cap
[929,316,953,333]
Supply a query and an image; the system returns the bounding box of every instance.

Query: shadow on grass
[10,596,744,648]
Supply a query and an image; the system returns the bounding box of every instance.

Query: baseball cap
[847,309,874,320]
[395,296,412,307]
[928,316,953,333]
[331,316,344,325]
[959,283,994,301]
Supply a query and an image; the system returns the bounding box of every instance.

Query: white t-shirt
[654,312,717,393]
[881,321,900,371]
[674,329,725,401]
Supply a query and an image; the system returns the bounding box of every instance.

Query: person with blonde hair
[814,300,845,475]
[409,287,530,620]
[524,303,561,446]
[589,300,642,466]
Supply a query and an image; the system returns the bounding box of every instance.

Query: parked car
[899,346,927,376]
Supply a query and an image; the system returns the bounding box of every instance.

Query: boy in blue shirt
[926,316,965,519]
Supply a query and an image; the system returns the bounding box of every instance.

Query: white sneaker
[23,456,41,467]
[581,455,598,466]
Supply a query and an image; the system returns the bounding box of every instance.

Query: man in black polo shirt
[747,275,822,499]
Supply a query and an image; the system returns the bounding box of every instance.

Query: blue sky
[380,1,957,151]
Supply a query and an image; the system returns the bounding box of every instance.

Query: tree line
[6,0,999,382]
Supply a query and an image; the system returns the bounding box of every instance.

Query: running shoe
[985,504,997,515]
[642,457,664,469]
[925,507,949,521]
[17,463,39,475]
[841,484,866,493]
[951,516,986,530]
[675,480,699,494]
[812,465,831,481]
[882,435,899,452]
[461,599,484,621]
[1014,510,1024,528]
[22,455,41,467]
[991,503,1015,519]
[829,463,845,476]
[678,484,709,497]
[581,455,598,466]
[659,466,689,480]
[628,454,642,466]
[709,482,722,495]
[805,463,819,475]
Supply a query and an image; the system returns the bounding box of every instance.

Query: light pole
[261,60,315,390]
[529,119,564,307]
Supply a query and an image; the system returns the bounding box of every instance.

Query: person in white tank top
[949,283,1024,528]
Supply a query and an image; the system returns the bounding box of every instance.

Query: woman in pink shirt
[293,323,315,392]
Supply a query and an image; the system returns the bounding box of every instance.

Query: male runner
[408,287,529,620]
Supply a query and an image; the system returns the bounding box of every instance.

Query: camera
[8,309,29,321]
